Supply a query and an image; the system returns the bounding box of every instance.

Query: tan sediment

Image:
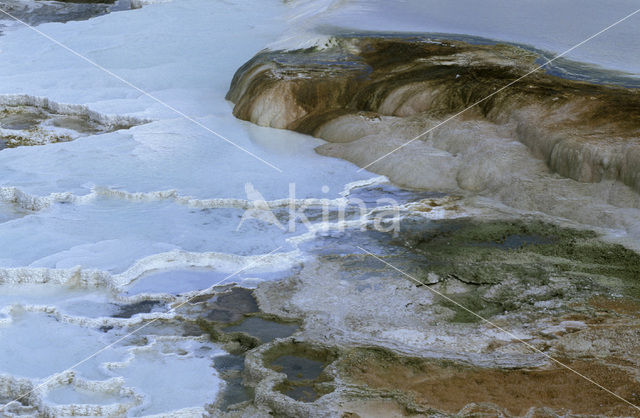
[589,296,640,316]
[340,348,640,416]
[339,399,422,418]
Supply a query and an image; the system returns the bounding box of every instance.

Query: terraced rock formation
[227,36,640,205]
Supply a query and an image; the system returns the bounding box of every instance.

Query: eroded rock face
[227,36,640,195]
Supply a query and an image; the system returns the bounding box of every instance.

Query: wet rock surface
[111,300,163,318]
[202,287,260,323]
[212,353,255,412]
[224,317,298,344]
[178,286,306,414]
